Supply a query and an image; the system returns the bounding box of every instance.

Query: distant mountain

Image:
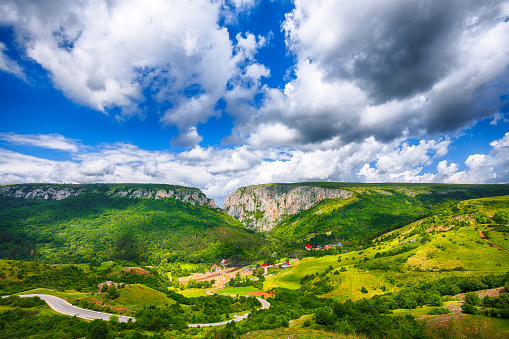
[223,183,509,247]
[0,183,217,207]
[223,184,353,231]
[0,183,263,265]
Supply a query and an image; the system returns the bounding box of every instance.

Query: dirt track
[479,229,509,252]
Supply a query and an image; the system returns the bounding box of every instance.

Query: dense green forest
[0,184,266,265]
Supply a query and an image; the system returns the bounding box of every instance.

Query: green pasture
[91,284,175,310]
[180,288,209,298]
[217,286,261,295]
[423,314,509,339]
[16,288,89,300]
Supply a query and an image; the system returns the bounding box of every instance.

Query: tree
[88,319,109,339]
[493,211,509,226]
[361,286,368,293]
[464,292,481,306]
[461,302,478,315]
[108,285,120,299]
[315,307,336,325]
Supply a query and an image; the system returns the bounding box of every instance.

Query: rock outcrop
[223,184,353,232]
[98,281,125,292]
[0,184,217,208]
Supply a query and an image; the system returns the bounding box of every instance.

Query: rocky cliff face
[0,184,217,208]
[223,184,353,231]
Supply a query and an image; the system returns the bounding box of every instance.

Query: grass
[180,288,209,298]
[91,284,175,311]
[262,198,509,302]
[390,306,440,317]
[423,314,509,339]
[0,303,58,318]
[216,286,261,295]
[483,226,509,250]
[240,327,365,339]
[264,255,340,290]
[15,288,89,300]
[323,269,393,301]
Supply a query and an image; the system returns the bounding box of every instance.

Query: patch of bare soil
[121,267,152,276]
[452,287,506,301]
[247,291,274,297]
[89,298,136,315]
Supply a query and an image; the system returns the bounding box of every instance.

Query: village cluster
[305,241,349,251]
[209,259,293,273]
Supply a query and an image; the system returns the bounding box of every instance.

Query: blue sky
[0,0,508,206]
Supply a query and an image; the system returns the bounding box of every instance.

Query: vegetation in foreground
[0,183,508,338]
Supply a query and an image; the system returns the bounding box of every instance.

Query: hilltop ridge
[0,183,217,208]
[0,183,262,265]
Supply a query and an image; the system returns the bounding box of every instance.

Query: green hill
[0,183,264,265]
[267,183,509,249]
[264,195,509,301]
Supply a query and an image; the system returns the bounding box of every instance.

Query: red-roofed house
[305,244,312,250]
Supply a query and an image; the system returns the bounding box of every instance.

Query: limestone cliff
[0,184,217,208]
[222,184,353,231]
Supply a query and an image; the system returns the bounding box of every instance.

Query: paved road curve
[187,297,270,327]
[17,294,135,323]
[15,293,270,328]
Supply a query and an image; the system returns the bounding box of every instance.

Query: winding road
[11,265,275,327]
[13,292,270,327]
[187,297,270,327]
[16,294,135,323]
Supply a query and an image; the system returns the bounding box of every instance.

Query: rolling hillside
[0,183,264,265]
[235,183,509,248]
[263,195,509,301]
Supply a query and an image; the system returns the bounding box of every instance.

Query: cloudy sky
[1,0,509,206]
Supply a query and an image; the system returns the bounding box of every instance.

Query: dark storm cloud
[319,0,504,104]
[250,0,509,148]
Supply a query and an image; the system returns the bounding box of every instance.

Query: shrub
[314,307,336,326]
[428,307,450,315]
[464,292,481,306]
[461,302,478,315]
[108,285,120,299]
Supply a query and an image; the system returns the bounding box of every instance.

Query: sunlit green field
[91,284,175,310]
[216,286,261,295]
[180,288,209,298]
[263,196,509,302]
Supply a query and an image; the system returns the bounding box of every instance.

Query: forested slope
[0,184,263,265]
[267,183,509,249]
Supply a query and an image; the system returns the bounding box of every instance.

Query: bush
[461,302,478,315]
[464,292,481,306]
[314,307,336,326]
[429,307,450,315]
[88,319,109,339]
[108,285,120,299]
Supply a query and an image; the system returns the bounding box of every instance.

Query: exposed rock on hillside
[223,185,353,231]
[0,184,217,208]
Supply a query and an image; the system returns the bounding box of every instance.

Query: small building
[305,244,312,250]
